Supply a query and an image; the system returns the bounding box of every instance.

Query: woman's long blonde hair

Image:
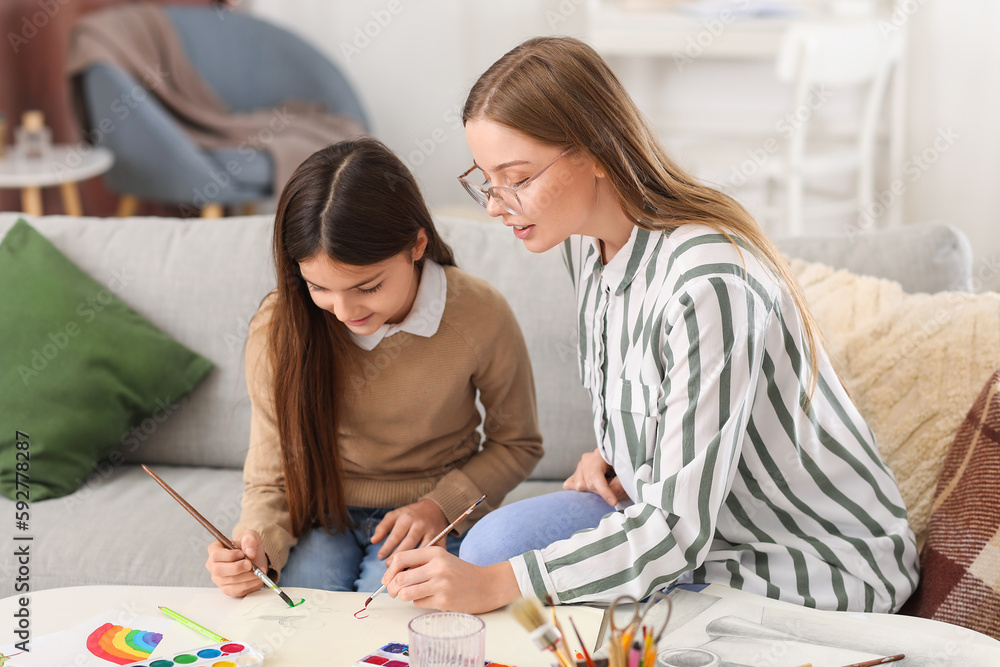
[463,36,822,398]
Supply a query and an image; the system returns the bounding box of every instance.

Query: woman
[206,137,542,595]
[382,36,918,614]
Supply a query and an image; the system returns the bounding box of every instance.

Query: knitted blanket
[788,258,1000,547]
[66,3,364,193]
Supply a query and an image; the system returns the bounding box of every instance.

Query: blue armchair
[75,5,369,216]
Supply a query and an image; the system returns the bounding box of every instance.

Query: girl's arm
[419,280,544,531]
[227,299,298,578]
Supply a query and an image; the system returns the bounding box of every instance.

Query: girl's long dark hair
[268,137,455,535]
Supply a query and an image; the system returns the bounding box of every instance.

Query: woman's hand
[372,498,449,560]
[383,546,520,614]
[205,530,267,598]
[563,448,628,507]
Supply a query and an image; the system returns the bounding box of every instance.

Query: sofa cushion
[0,213,275,470]
[900,368,1000,640]
[788,257,1000,545]
[0,220,214,500]
[3,463,245,589]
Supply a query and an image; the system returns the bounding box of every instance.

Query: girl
[383,37,918,614]
[206,137,543,594]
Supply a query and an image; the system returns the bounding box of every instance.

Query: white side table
[0,145,114,216]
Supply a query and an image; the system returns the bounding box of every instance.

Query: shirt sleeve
[510,273,773,604]
[231,295,299,578]
[422,284,544,529]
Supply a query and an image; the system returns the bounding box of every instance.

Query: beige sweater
[233,266,543,574]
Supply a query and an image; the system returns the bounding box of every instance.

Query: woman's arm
[383,546,521,614]
[510,274,771,604]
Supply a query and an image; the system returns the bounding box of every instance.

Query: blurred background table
[0,145,112,216]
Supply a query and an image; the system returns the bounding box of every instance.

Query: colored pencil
[141,464,300,608]
[158,605,227,642]
[362,494,486,609]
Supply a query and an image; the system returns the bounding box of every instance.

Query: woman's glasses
[457,149,571,216]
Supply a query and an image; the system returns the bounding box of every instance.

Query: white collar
[348,259,447,351]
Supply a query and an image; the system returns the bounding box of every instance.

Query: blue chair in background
[74,5,369,217]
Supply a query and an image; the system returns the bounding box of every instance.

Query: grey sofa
[0,213,974,596]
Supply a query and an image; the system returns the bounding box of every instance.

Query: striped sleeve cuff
[510,550,563,603]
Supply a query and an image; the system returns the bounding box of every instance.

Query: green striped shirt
[510,224,918,612]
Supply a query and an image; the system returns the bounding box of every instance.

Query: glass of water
[408,612,486,667]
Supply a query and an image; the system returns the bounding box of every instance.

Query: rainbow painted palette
[124,641,264,667]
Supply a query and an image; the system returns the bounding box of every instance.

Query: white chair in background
[763,20,904,235]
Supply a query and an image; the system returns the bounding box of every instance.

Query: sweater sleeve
[422,281,544,528]
[231,294,299,578]
[509,274,771,603]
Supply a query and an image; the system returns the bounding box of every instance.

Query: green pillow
[0,219,214,500]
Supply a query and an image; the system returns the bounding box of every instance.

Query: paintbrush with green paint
[142,464,303,608]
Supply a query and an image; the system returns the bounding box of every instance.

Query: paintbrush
[362,494,486,609]
[509,596,574,667]
[141,464,301,608]
[569,616,596,667]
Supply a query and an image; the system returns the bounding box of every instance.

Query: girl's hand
[384,546,520,614]
[563,448,628,507]
[372,498,449,560]
[206,530,267,598]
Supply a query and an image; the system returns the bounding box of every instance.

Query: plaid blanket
[900,368,1000,639]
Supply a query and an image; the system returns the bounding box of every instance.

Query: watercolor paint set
[353,642,511,667]
[122,641,264,667]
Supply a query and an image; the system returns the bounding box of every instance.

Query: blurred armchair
[71,4,369,217]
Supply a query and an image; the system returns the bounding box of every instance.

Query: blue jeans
[280,507,465,592]
[459,491,616,566]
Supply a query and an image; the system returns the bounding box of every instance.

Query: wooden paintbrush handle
[141,464,237,550]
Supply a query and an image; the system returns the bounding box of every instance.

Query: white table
[0,145,113,216]
[3,584,999,666]
[0,585,604,666]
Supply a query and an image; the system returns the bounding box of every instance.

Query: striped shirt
[510,224,918,612]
